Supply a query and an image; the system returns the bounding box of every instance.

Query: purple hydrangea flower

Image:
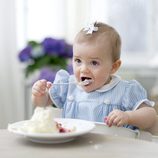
[18,46,32,62]
[41,37,73,57]
[37,67,57,82]
[18,37,73,79]
[65,44,73,58]
[41,37,58,55]
[67,60,73,75]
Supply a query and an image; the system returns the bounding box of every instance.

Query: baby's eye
[74,58,81,64]
[91,60,99,66]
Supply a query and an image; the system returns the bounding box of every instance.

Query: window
[90,0,158,67]
[16,0,158,67]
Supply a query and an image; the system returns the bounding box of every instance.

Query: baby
[32,22,156,130]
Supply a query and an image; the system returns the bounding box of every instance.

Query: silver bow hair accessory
[83,22,98,34]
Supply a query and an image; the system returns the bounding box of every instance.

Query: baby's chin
[81,85,99,93]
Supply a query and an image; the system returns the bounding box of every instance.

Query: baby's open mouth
[80,77,93,86]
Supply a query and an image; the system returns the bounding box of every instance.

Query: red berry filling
[56,122,72,133]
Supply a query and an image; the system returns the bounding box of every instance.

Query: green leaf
[25,55,68,77]
[28,41,40,47]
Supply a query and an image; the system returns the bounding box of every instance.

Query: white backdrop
[0,0,25,128]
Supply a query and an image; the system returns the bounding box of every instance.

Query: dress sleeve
[49,69,70,108]
[122,80,154,110]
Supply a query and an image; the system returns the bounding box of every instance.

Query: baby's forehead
[73,38,112,59]
[74,31,113,49]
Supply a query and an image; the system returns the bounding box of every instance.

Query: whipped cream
[22,107,58,133]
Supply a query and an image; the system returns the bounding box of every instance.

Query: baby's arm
[106,103,157,130]
[125,104,156,129]
[32,79,53,107]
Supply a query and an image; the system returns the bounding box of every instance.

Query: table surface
[1,128,158,158]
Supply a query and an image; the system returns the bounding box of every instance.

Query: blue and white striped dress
[49,69,154,129]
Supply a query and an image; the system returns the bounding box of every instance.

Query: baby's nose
[80,64,90,73]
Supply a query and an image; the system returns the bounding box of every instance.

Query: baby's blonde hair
[74,22,121,62]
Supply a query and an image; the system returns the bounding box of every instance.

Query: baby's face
[73,42,114,92]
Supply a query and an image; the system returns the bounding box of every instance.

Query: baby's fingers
[116,120,124,127]
[112,117,122,126]
[32,79,47,96]
[46,81,52,89]
[107,114,117,127]
[32,87,44,96]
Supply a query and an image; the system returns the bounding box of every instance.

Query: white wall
[0,0,25,128]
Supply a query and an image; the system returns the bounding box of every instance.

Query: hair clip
[83,22,98,34]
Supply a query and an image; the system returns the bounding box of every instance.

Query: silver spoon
[53,79,93,86]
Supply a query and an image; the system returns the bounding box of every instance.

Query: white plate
[8,118,95,144]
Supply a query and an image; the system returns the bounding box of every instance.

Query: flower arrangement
[18,37,73,82]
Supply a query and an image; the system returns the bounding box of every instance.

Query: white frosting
[22,107,58,133]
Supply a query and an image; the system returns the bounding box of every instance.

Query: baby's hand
[32,79,52,107]
[32,79,52,97]
[105,109,129,127]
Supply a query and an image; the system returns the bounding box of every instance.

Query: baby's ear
[111,59,121,74]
